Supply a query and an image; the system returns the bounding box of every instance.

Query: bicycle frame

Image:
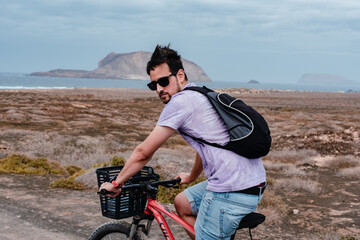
[144,198,195,240]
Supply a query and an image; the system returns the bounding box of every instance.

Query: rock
[0,152,7,159]
[75,168,98,190]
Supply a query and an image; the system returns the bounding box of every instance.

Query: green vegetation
[0,153,127,191]
[157,176,207,204]
[50,156,126,190]
[340,235,358,240]
[66,165,82,176]
[89,156,126,169]
[50,170,85,190]
[110,156,126,166]
[0,154,66,175]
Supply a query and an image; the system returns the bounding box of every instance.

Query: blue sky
[1,0,359,83]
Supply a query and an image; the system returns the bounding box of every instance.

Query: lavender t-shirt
[157,83,266,192]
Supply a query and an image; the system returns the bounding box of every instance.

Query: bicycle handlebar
[97,178,181,196]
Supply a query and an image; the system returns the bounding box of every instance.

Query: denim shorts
[184,181,264,240]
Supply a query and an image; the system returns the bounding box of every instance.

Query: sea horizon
[1,72,359,93]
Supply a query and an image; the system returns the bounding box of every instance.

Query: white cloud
[2,0,359,40]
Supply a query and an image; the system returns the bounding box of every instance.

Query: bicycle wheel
[88,221,149,240]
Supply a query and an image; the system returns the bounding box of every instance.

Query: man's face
[149,63,184,104]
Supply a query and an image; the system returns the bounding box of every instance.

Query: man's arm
[177,153,203,185]
[99,125,175,195]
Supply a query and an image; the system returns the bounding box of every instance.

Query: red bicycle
[88,166,265,240]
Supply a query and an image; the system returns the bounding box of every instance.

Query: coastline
[1,72,359,93]
[1,86,359,94]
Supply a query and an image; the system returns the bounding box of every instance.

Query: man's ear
[177,69,187,83]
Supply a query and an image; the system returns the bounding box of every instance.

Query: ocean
[0,72,359,93]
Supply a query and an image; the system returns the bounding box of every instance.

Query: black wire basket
[96,165,159,219]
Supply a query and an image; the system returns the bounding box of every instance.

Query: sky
[1,0,359,84]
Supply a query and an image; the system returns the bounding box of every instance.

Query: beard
[158,79,182,104]
[159,91,171,104]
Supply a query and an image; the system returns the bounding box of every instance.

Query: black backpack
[181,86,271,158]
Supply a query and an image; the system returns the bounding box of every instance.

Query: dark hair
[146,44,188,80]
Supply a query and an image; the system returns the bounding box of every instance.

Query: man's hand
[99,182,122,197]
[176,173,195,185]
[176,153,203,185]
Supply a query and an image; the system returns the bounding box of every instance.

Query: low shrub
[111,156,126,166]
[50,170,85,190]
[338,167,360,179]
[321,155,360,169]
[274,177,321,194]
[264,162,307,176]
[51,155,125,190]
[157,176,207,204]
[66,165,82,176]
[340,235,359,240]
[264,149,317,165]
[0,154,66,175]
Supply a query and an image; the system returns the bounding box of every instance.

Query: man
[99,45,266,240]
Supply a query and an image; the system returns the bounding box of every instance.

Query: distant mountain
[31,51,212,82]
[297,74,357,85]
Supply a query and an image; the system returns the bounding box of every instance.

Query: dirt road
[0,173,191,240]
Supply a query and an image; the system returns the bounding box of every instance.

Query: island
[31,51,212,82]
[297,74,357,85]
[247,80,260,84]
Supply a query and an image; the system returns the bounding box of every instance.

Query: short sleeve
[157,94,193,130]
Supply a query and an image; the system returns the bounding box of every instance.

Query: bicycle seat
[237,212,265,230]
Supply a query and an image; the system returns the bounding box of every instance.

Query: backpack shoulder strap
[179,129,227,150]
[180,86,227,150]
[183,86,214,95]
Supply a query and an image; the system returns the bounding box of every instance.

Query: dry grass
[259,191,288,215]
[263,149,317,177]
[1,129,127,168]
[319,155,360,169]
[338,167,360,178]
[273,177,321,193]
[264,162,307,176]
[314,155,360,179]
[263,149,317,165]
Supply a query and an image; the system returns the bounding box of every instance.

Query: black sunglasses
[147,70,178,91]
